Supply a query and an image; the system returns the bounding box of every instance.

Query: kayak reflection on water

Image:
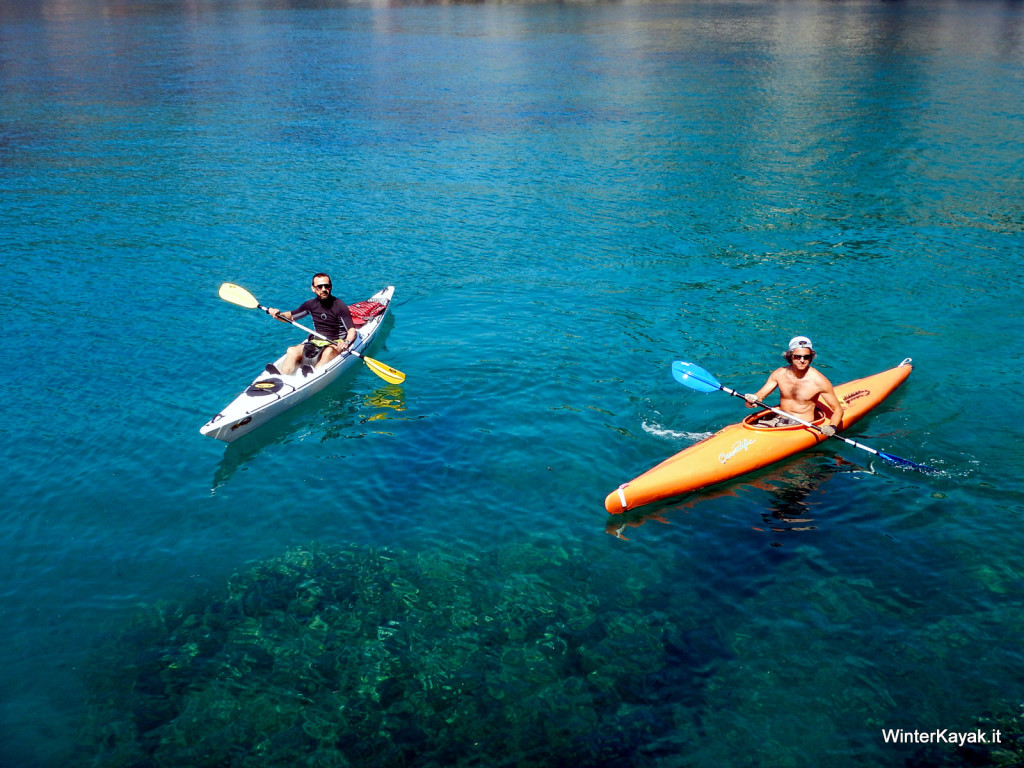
[605,454,870,542]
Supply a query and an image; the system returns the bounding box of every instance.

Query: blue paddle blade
[671,361,722,393]
[878,451,938,474]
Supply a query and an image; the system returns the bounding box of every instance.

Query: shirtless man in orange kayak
[744,335,845,437]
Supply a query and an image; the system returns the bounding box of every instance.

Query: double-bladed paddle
[218,282,405,385]
[671,360,935,473]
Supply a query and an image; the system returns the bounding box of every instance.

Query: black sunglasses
[791,354,813,361]
[313,283,332,290]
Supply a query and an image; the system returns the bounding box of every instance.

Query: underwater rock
[79,541,691,767]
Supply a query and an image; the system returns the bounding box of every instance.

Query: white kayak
[200,285,396,443]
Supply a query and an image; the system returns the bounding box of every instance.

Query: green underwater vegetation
[79,540,703,767]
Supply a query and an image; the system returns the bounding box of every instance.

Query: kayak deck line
[606,359,914,514]
[200,286,395,443]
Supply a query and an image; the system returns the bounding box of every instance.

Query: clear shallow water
[1,0,1023,765]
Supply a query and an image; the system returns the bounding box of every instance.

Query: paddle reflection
[361,384,407,421]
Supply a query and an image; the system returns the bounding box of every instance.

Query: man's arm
[335,325,357,351]
[264,307,292,321]
[265,300,308,323]
[816,377,845,435]
[744,371,780,408]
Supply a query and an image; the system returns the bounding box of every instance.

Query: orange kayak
[605,360,913,514]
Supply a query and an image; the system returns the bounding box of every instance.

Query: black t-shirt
[290,296,354,341]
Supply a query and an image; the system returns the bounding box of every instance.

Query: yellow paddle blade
[218,282,260,309]
[362,355,406,384]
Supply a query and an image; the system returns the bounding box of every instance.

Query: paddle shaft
[264,304,400,370]
[263,305,353,350]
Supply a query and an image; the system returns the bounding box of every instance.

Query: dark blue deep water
[2,0,1023,765]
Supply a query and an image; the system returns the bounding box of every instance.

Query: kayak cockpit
[741,410,829,431]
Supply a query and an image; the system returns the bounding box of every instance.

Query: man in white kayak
[264,273,357,375]
[743,335,845,437]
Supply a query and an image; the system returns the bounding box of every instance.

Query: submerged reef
[80,541,695,767]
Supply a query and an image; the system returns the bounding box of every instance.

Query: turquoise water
[2,0,1023,765]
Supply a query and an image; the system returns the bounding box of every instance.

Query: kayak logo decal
[720,438,756,464]
[231,416,253,431]
[843,389,869,405]
[246,378,284,396]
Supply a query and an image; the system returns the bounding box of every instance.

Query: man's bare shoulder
[808,367,836,389]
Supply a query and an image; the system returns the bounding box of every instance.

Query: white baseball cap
[788,335,813,351]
